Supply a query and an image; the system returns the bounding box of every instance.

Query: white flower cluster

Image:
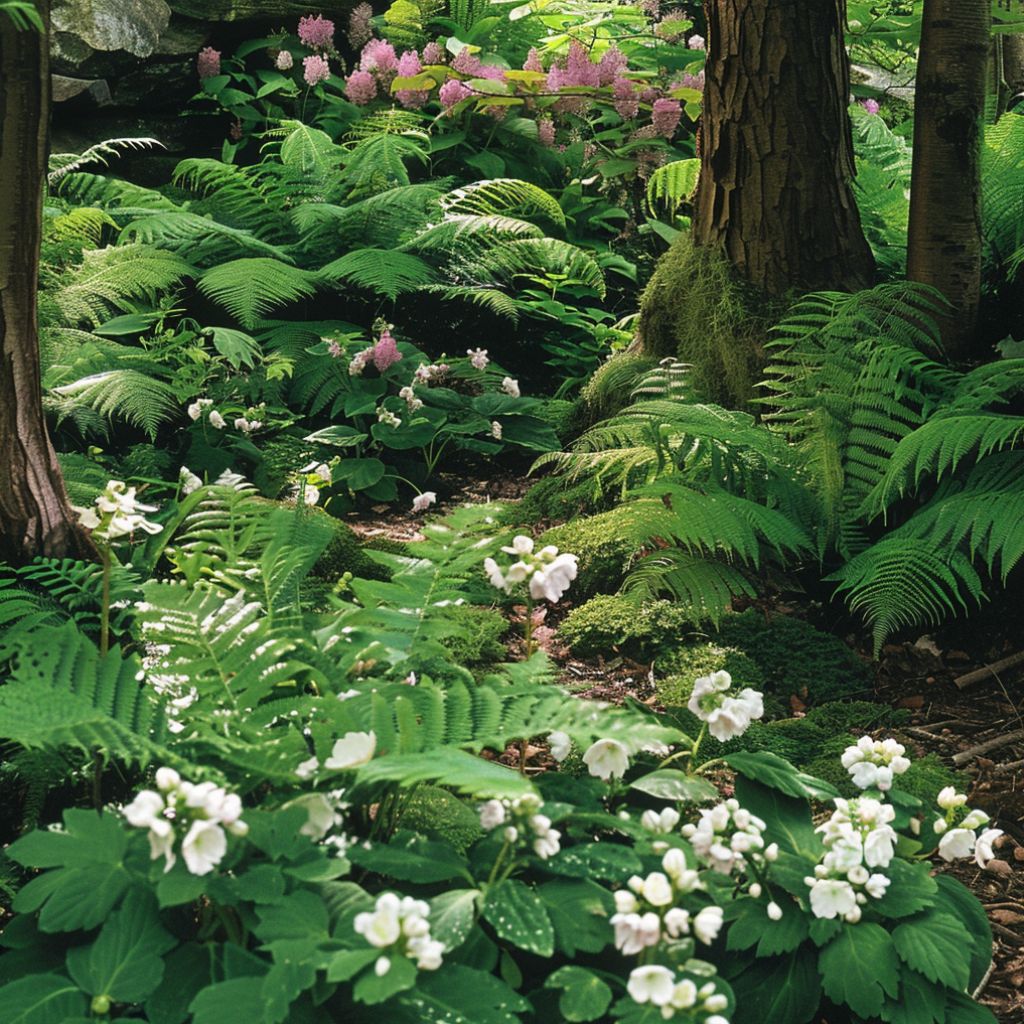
[610,848,721,955]
[122,768,247,876]
[642,806,681,835]
[478,793,561,859]
[484,535,578,603]
[413,361,449,384]
[687,671,764,742]
[627,965,730,1023]
[354,893,444,974]
[467,347,489,370]
[501,376,520,398]
[377,407,402,428]
[291,461,333,507]
[411,491,436,513]
[805,797,896,921]
[683,799,775,877]
[398,385,424,413]
[74,479,163,539]
[934,787,1002,867]
[840,736,911,791]
[296,731,377,778]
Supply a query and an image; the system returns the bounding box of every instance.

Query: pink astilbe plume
[439,78,472,113]
[345,69,377,104]
[523,47,544,73]
[651,97,682,137]
[452,48,482,76]
[597,45,628,86]
[612,77,639,119]
[547,41,598,114]
[361,38,399,82]
[197,47,221,80]
[303,54,331,86]
[372,330,402,371]
[347,3,374,49]
[537,118,556,146]
[395,50,429,108]
[422,40,445,64]
[676,70,704,91]
[299,14,335,50]
[860,98,881,114]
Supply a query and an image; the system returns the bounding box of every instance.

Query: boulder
[52,0,172,59]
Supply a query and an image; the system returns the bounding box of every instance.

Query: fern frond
[51,370,180,439]
[472,238,605,297]
[318,248,437,300]
[120,211,292,265]
[57,172,182,213]
[645,158,700,217]
[48,137,164,186]
[340,133,430,198]
[417,285,521,321]
[440,179,566,229]
[198,258,318,328]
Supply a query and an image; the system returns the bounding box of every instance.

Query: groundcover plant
[0,0,1022,1022]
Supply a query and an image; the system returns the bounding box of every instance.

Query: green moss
[539,509,640,598]
[363,536,410,557]
[636,235,774,408]
[715,610,873,704]
[893,753,963,807]
[308,511,390,583]
[437,605,508,667]
[655,643,764,707]
[399,787,483,852]
[558,594,696,658]
[575,352,659,427]
[501,476,610,529]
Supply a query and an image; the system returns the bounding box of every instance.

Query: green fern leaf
[198,258,318,328]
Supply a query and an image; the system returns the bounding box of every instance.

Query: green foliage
[558,593,696,658]
[538,510,639,597]
[436,605,508,666]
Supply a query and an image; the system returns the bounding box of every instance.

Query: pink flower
[372,330,402,371]
[676,70,704,91]
[598,45,628,86]
[439,78,472,113]
[361,39,399,81]
[612,77,639,119]
[476,63,506,81]
[452,48,482,76]
[422,41,445,65]
[275,50,294,70]
[345,69,377,104]
[687,34,705,50]
[651,97,682,137]
[412,491,436,513]
[523,47,544,73]
[197,47,221,80]
[396,50,429,109]
[347,3,374,49]
[860,98,881,115]
[537,118,555,146]
[298,14,335,51]
[327,339,343,358]
[303,54,331,86]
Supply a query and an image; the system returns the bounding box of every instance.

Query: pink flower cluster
[298,13,335,51]
[347,3,374,49]
[651,97,682,138]
[422,40,445,65]
[439,78,472,113]
[860,98,881,115]
[347,329,403,376]
[345,69,377,104]
[197,46,221,80]
[395,50,429,109]
[361,38,399,81]
[303,54,331,87]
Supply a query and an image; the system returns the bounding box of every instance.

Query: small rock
[986,858,1013,877]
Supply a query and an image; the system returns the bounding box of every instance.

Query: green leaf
[943,990,999,1024]
[893,910,972,990]
[873,859,938,919]
[65,890,175,1002]
[303,425,368,449]
[728,954,820,1024]
[0,974,87,1024]
[155,865,206,908]
[145,944,211,1024]
[726,751,839,800]
[482,879,554,956]
[347,833,470,884]
[629,769,718,803]
[396,965,529,1024]
[880,965,948,1024]
[208,327,260,369]
[8,810,131,932]
[353,954,417,1004]
[325,948,379,983]
[725,897,808,957]
[934,874,992,989]
[429,889,480,952]
[544,842,642,882]
[819,923,900,1019]
[335,457,387,491]
[189,978,269,1024]
[545,966,613,1022]
[733,778,821,860]
[537,879,613,956]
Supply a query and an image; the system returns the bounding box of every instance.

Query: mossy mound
[539,508,640,598]
[574,351,659,427]
[636,234,773,408]
[501,476,612,529]
[398,786,483,852]
[715,610,874,705]
[437,605,508,667]
[308,510,391,583]
[655,643,764,707]
[559,594,697,659]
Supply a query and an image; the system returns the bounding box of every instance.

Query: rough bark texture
[1002,33,1024,106]
[906,0,989,361]
[0,2,94,563]
[692,0,875,296]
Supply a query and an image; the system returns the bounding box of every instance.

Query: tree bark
[906,0,990,361]
[692,0,875,296]
[1003,33,1024,107]
[0,2,94,563]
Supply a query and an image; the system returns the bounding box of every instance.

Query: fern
[319,248,437,300]
[198,258,318,328]
[472,238,606,297]
[48,137,164,187]
[56,172,181,214]
[120,211,292,265]
[339,133,430,199]
[440,179,566,229]
[51,370,181,439]
[645,158,700,217]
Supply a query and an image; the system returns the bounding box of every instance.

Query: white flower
[187,401,203,420]
[155,768,180,792]
[614,890,638,914]
[688,672,764,741]
[374,956,391,976]
[547,731,571,762]
[937,786,967,810]
[864,873,891,899]
[123,790,164,828]
[148,824,176,872]
[640,872,673,907]
[296,756,319,780]
[533,829,561,859]
[610,911,660,955]
[467,348,489,370]
[178,466,202,495]
[807,878,857,919]
[208,410,226,430]
[767,901,783,921]
[961,808,990,830]
[490,420,502,440]
[412,491,436,513]
[938,828,976,861]
[289,794,336,839]
[325,731,377,770]
[663,907,690,937]
[670,979,698,1010]
[641,807,681,834]
[501,376,520,398]
[181,819,227,876]
[627,965,675,1007]
[479,799,506,830]
[528,552,578,603]
[582,738,630,781]
[863,825,897,868]
[409,937,444,970]
[276,49,294,70]
[975,828,1003,868]
[355,895,403,948]
[377,407,402,428]
[503,535,535,556]
[692,905,724,945]
[215,469,247,488]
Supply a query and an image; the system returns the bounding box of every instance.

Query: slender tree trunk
[906,0,990,361]
[0,2,94,563]
[1003,33,1024,105]
[692,0,875,296]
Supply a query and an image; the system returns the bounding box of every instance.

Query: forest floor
[346,472,1024,1023]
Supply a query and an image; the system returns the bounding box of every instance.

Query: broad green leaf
[629,769,718,803]
[545,966,613,1022]
[819,923,900,1019]
[347,833,471,884]
[429,889,480,952]
[396,964,529,1024]
[145,944,211,1024]
[893,910,972,990]
[325,949,379,983]
[880,965,948,1024]
[482,879,554,956]
[728,953,820,1024]
[725,896,808,957]
[354,954,416,1004]
[943,990,999,1024]
[0,974,87,1024]
[934,874,992,989]
[537,879,612,956]
[544,842,642,882]
[873,859,938,919]
[726,751,839,801]
[733,778,820,859]
[189,978,268,1024]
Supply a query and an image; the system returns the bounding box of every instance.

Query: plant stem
[99,545,111,656]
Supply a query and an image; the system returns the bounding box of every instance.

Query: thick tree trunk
[692,0,875,296]
[906,0,990,361]
[0,2,94,563]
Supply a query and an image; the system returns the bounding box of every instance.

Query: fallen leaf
[897,695,925,709]
[986,859,1013,877]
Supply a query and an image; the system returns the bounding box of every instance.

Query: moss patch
[559,594,697,659]
[539,508,641,598]
[437,605,508,667]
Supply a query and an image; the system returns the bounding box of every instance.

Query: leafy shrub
[397,785,484,852]
[437,605,508,666]
[558,593,696,658]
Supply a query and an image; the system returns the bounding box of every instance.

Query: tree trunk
[692,0,875,296]
[0,2,94,563]
[1003,33,1024,107]
[906,0,990,361]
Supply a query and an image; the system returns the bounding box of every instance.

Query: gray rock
[52,0,172,58]
[52,74,112,105]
